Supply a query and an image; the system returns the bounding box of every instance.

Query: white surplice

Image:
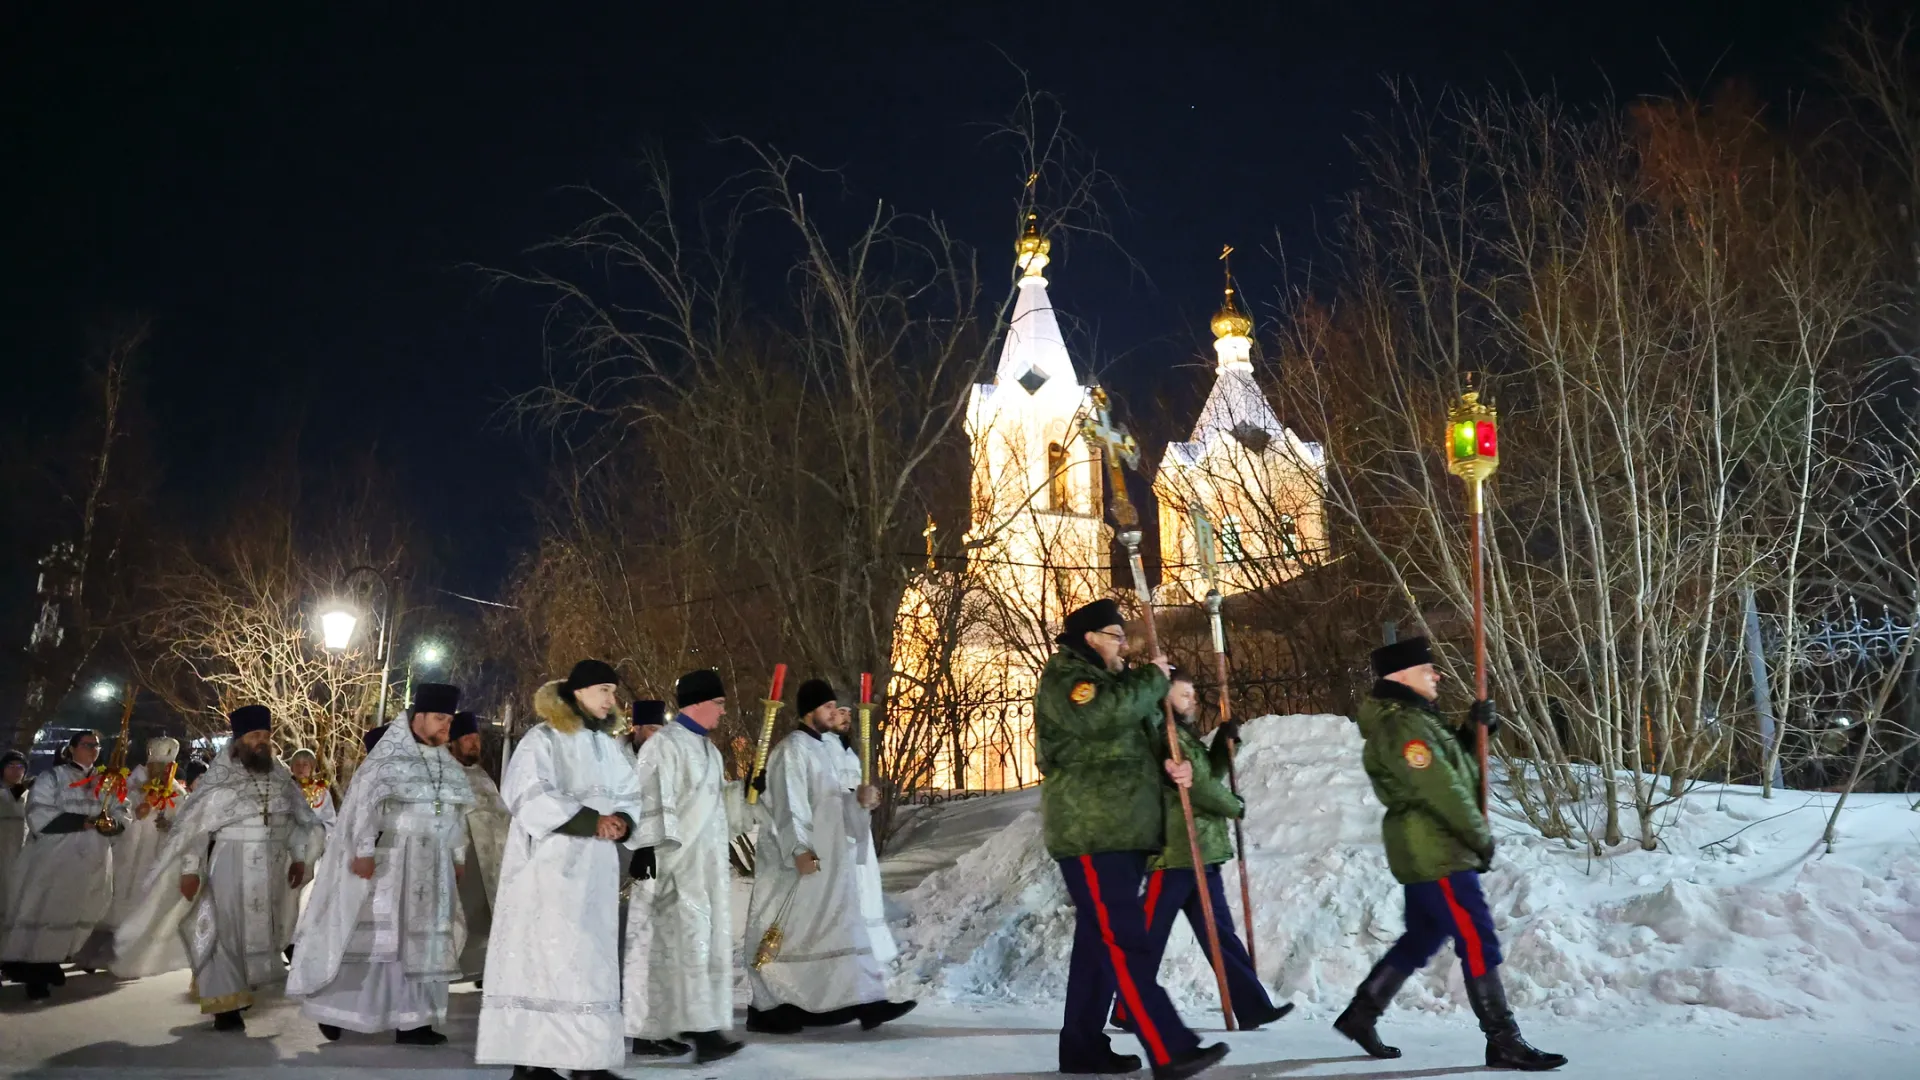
[0,783,27,931]
[476,682,645,1071]
[628,717,742,1037]
[106,763,186,932]
[0,764,125,965]
[288,723,473,1032]
[457,761,509,979]
[112,755,323,1012]
[820,730,898,965]
[744,726,888,1012]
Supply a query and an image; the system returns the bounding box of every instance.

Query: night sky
[2,1,1848,601]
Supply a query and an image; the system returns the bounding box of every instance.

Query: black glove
[630,846,656,881]
[750,770,768,796]
[1468,698,1501,739]
[1214,720,1242,747]
[1476,838,1496,872]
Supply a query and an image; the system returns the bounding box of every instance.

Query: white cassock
[0,782,27,931]
[112,756,324,1013]
[0,763,125,966]
[628,717,743,1038]
[825,731,897,966]
[458,761,510,979]
[745,727,889,1013]
[620,735,656,1040]
[286,777,337,930]
[106,763,186,931]
[288,723,473,1032]
[476,683,645,1072]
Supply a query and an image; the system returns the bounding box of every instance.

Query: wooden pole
[1206,589,1257,970]
[1471,479,1489,815]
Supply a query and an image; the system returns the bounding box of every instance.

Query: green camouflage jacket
[1034,647,1170,859]
[1151,718,1242,871]
[1355,681,1492,884]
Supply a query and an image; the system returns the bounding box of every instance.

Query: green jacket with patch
[1151,719,1243,870]
[1355,681,1492,884]
[1035,647,1171,859]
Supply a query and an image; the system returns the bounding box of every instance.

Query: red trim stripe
[1437,876,1488,978]
[1081,855,1170,1065]
[1143,869,1166,927]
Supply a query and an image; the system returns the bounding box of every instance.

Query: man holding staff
[1037,598,1227,1080]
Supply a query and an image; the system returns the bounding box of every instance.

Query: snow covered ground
[3,711,1917,1077]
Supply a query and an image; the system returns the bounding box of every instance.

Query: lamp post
[1445,390,1499,815]
[320,566,398,731]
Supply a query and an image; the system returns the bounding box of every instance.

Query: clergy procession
[0,613,1567,1080]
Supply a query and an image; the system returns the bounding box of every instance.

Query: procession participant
[1037,598,1227,1080]
[106,738,186,936]
[112,706,324,1030]
[179,758,210,793]
[449,710,509,984]
[477,660,646,1080]
[0,751,28,933]
[288,748,338,831]
[743,678,913,1035]
[1112,672,1289,1037]
[626,669,745,1064]
[1333,637,1565,1071]
[288,683,474,1045]
[621,698,683,1058]
[0,730,127,999]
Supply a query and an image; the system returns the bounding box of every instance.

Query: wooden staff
[745,663,787,805]
[1446,391,1500,815]
[1083,388,1235,1031]
[1190,508,1256,970]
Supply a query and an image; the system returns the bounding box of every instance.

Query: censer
[751,888,800,970]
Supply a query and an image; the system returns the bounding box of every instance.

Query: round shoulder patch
[1069,680,1098,706]
[1402,739,1433,769]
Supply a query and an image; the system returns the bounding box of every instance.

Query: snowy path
[1,971,1912,1079]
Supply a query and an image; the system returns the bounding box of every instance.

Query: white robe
[476,714,645,1071]
[628,718,741,1037]
[1,764,126,964]
[823,731,898,965]
[458,761,509,979]
[287,779,336,930]
[288,724,473,1032]
[111,757,323,1013]
[107,764,186,932]
[0,784,27,932]
[745,728,888,1012]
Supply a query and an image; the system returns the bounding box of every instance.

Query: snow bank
[888,713,1920,1029]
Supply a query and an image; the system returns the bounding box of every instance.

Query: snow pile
[888,713,1920,1028]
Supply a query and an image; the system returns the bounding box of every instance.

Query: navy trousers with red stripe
[1113,865,1274,1028]
[1382,870,1502,977]
[1057,852,1201,1069]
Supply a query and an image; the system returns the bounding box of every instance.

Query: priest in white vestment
[620,698,679,1057]
[0,729,126,999]
[112,706,323,1030]
[288,683,473,1045]
[105,738,186,940]
[0,751,28,933]
[627,669,747,1064]
[476,661,646,1080]
[744,678,914,1035]
[449,710,509,982]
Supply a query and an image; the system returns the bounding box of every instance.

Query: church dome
[1211,287,1253,341]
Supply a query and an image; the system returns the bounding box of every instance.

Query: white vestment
[823,731,898,965]
[0,784,27,931]
[112,756,323,1012]
[628,718,741,1037]
[287,778,336,929]
[476,689,645,1071]
[106,764,186,932]
[1,764,125,964]
[458,761,509,979]
[288,723,473,1032]
[745,727,888,1012]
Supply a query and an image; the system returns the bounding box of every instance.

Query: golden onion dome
[1211,286,1253,340]
[1015,213,1052,273]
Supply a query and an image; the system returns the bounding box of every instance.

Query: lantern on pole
[1445,390,1499,815]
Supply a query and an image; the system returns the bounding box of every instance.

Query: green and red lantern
[1445,388,1499,816]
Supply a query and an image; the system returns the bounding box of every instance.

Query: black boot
[212,1009,246,1032]
[632,1036,692,1055]
[1233,999,1295,1031]
[508,1067,565,1080]
[684,1029,744,1063]
[1332,959,1409,1059]
[1062,1047,1143,1074]
[1151,1042,1229,1080]
[25,981,50,1001]
[317,1023,342,1041]
[855,998,917,1031]
[394,1025,447,1046]
[1465,969,1566,1071]
[572,1072,624,1080]
[745,1004,806,1034]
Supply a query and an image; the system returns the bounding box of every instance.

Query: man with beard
[477,660,646,1080]
[449,710,508,984]
[289,683,474,1045]
[0,751,28,934]
[1,730,127,999]
[102,737,188,971]
[626,669,746,1064]
[744,678,914,1035]
[112,707,324,1030]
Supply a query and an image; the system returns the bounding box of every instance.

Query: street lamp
[319,609,358,651]
[415,641,446,668]
[89,680,117,703]
[320,566,398,728]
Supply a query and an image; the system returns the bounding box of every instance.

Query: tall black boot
[1332,959,1409,1059]
[1463,968,1567,1071]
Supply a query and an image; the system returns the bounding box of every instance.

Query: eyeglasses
[1092,629,1128,642]
[74,742,100,750]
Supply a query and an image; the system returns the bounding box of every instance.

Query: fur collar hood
[534,679,629,738]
